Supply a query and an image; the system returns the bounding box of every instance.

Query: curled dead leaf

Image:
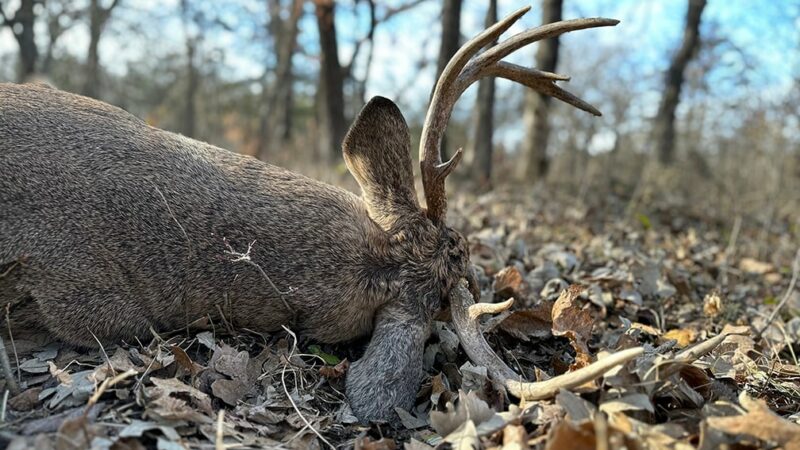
[494,266,525,299]
[319,358,349,379]
[706,393,800,450]
[662,328,698,348]
[552,285,594,370]
[497,304,553,342]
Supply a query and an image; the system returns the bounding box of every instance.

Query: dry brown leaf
[93,348,141,382]
[319,358,349,379]
[110,438,147,450]
[149,377,213,418]
[48,362,72,386]
[706,394,800,450]
[55,415,90,450]
[494,266,525,299]
[9,387,42,411]
[430,390,501,438]
[148,395,212,424]
[208,346,271,405]
[355,437,397,450]
[662,328,698,348]
[629,322,661,336]
[545,420,595,450]
[211,344,250,377]
[498,304,553,341]
[702,292,722,317]
[739,258,774,274]
[551,285,593,369]
[502,424,529,450]
[211,378,251,406]
[170,345,202,376]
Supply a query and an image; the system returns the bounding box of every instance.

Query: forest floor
[1,188,798,450]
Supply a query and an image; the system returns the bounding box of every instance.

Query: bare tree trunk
[521,0,562,181]
[653,0,706,165]
[275,0,303,143]
[433,0,462,160]
[258,0,303,160]
[468,0,496,189]
[314,0,346,163]
[180,0,199,138]
[0,0,40,81]
[83,0,121,98]
[184,38,198,138]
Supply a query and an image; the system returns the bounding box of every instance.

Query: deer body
[1,83,465,421]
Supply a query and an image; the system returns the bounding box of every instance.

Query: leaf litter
[0,189,798,449]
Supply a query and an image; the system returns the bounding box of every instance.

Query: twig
[725,215,742,258]
[5,304,20,386]
[215,409,225,450]
[0,335,18,396]
[87,328,115,377]
[0,389,8,422]
[280,326,334,450]
[757,248,800,338]
[86,369,137,410]
[224,239,297,322]
[152,182,193,259]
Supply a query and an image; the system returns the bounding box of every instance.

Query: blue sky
[0,0,796,148]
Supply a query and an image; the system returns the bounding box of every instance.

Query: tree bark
[314,0,347,163]
[83,0,121,98]
[433,0,462,160]
[653,0,707,165]
[183,38,198,138]
[468,0,496,189]
[179,0,199,138]
[521,0,562,181]
[275,0,303,143]
[258,0,303,160]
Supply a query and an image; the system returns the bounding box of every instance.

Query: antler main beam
[419,7,619,223]
[450,279,643,400]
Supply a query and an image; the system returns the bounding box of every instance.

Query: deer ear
[343,96,421,230]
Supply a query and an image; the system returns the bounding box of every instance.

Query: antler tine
[419,11,618,223]
[449,279,644,401]
[475,18,620,69]
[485,62,602,116]
[419,6,531,223]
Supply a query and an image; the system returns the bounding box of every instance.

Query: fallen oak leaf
[48,361,72,386]
[494,266,526,299]
[496,304,553,341]
[706,393,800,450]
[170,345,203,376]
[209,347,270,406]
[355,436,397,450]
[149,377,213,416]
[552,285,593,370]
[661,328,698,348]
[319,358,349,379]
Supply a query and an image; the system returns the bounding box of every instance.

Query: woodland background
[0,0,797,241]
[2,1,800,448]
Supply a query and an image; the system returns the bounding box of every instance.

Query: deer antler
[450,278,643,400]
[419,6,619,222]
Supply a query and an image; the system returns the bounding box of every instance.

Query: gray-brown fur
[0,83,470,422]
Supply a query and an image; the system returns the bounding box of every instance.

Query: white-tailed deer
[0,7,637,422]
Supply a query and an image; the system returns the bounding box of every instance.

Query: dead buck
[0,7,636,422]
